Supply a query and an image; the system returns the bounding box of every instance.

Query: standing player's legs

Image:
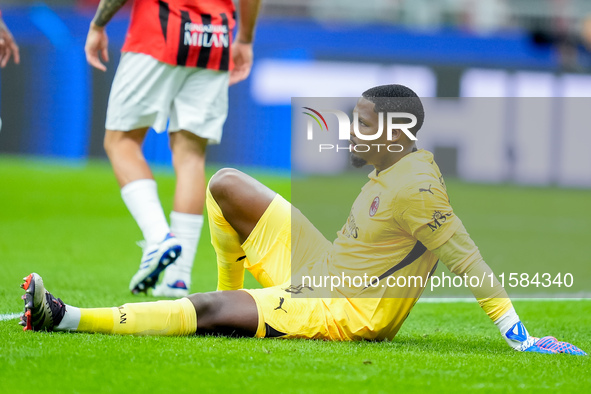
[104,52,185,294]
[103,128,171,246]
[104,128,171,243]
[104,128,169,245]
[104,128,178,294]
[169,131,208,217]
[104,128,152,187]
[152,130,208,297]
[153,67,232,296]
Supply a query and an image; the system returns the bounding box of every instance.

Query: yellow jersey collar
[368,149,429,180]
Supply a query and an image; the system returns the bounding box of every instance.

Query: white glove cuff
[494,307,520,334]
[494,307,530,350]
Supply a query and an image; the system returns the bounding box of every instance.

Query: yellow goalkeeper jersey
[245,149,468,340]
[295,149,462,339]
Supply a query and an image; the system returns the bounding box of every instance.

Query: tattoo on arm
[92,0,129,27]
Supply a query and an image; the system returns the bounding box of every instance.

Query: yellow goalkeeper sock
[76,298,197,336]
[206,187,245,291]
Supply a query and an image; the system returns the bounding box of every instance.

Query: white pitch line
[0,313,22,321]
[418,297,591,303]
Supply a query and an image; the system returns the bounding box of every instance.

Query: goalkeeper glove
[495,308,587,355]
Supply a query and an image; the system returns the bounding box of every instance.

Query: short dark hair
[362,84,425,135]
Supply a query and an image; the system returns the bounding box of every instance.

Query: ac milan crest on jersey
[369,197,380,217]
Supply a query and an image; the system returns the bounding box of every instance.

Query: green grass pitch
[0,156,590,393]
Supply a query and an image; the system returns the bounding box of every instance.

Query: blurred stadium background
[2,0,591,185]
[1,6,590,390]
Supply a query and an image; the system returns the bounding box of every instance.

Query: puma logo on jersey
[419,184,434,195]
[274,297,288,313]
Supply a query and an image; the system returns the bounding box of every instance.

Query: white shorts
[105,52,229,144]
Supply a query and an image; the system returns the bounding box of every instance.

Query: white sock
[161,211,204,288]
[121,179,170,246]
[55,305,81,331]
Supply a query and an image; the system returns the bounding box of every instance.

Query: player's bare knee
[172,149,206,171]
[103,131,117,155]
[170,134,207,168]
[103,130,128,155]
[209,168,246,202]
[104,129,147,155]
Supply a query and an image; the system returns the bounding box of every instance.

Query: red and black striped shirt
[122,0,236,70]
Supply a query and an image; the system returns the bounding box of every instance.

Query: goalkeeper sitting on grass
[19,84,586,355]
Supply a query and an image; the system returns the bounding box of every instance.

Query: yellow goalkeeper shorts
[241,195,411,341]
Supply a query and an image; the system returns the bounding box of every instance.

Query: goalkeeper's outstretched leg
[20,273,259,337]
